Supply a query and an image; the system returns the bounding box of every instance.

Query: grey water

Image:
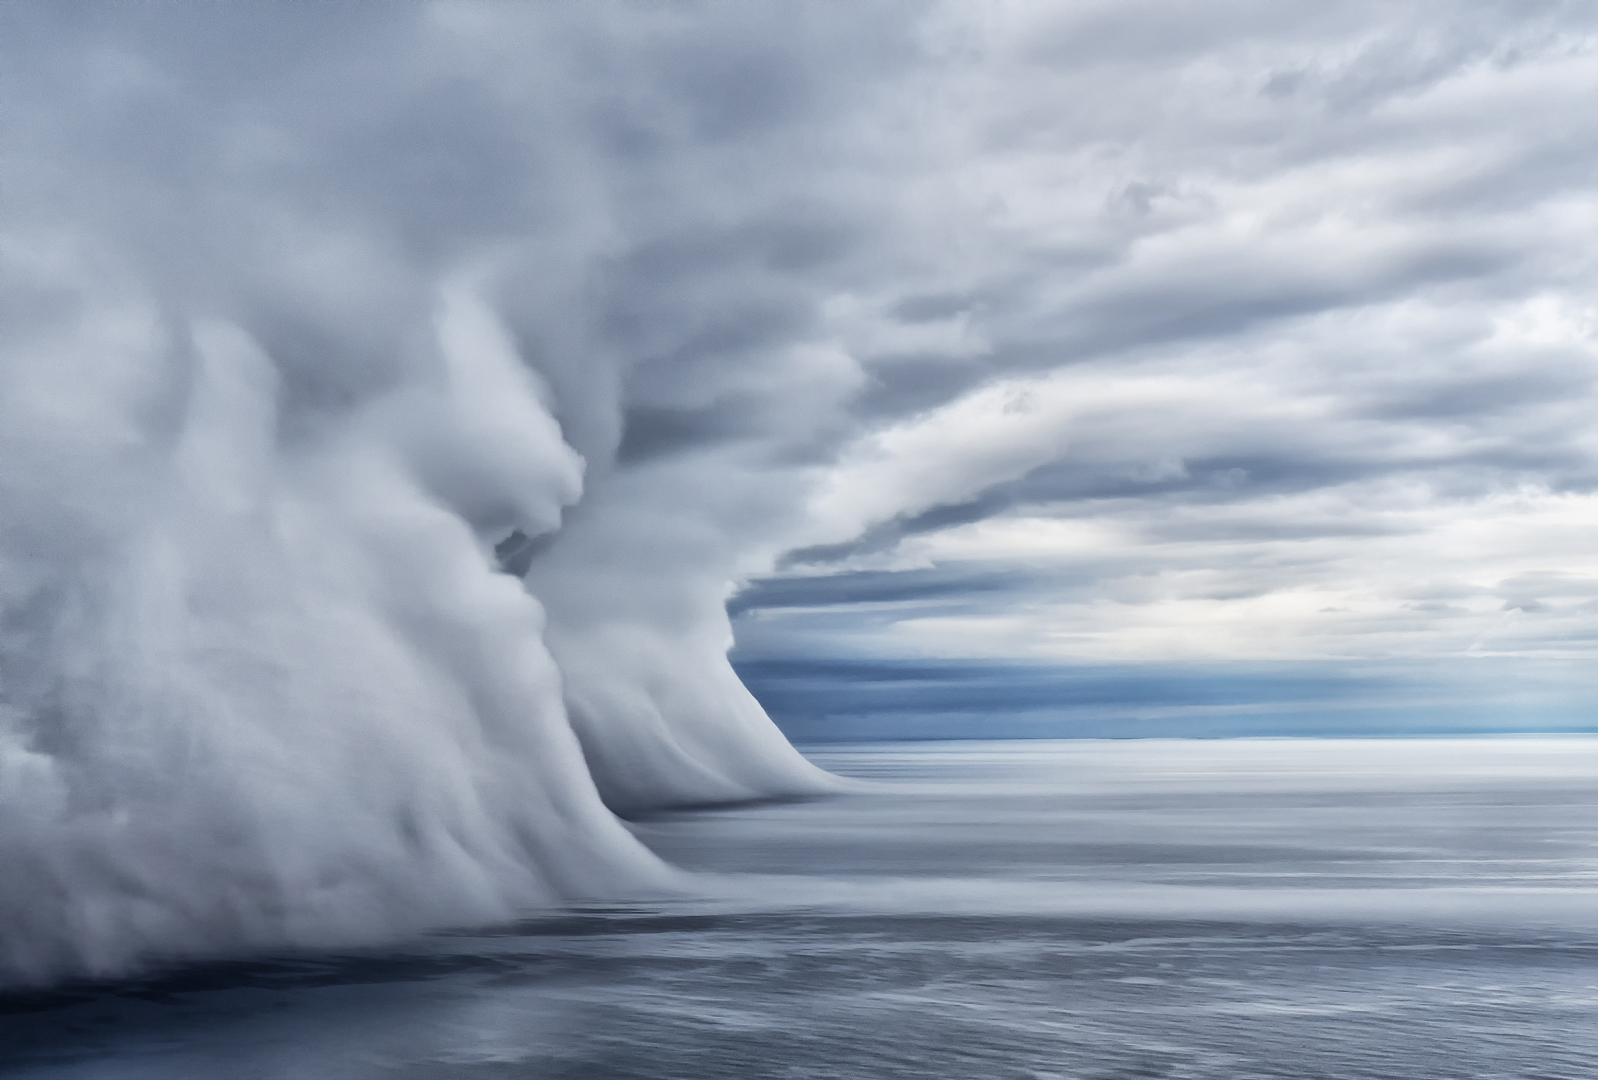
[4,738,1598,1079]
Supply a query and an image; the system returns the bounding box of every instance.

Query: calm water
[4,738,1598,1078]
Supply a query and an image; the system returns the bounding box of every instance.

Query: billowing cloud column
[0,266,695,984]
[0,1,867,985]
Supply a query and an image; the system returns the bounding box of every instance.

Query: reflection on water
[4,738,1598,1078]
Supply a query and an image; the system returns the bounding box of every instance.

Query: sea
[4,737,1597,1079]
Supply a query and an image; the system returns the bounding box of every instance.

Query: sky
[15,0,1598,989]
[712,1,1598,737]
[8,1,1598,742]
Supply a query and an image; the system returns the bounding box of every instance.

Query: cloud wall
[0,1,884,985]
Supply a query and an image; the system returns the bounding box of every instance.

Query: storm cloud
[3,0,1598,982]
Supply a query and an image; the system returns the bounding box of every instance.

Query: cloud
[732,1,1598,673]
[4,0,1598,983]
[0,0,914,983]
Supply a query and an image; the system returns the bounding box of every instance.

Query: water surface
[5,738,1597,1078]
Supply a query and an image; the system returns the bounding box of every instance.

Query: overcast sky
[8,1,1598,740]
[716,1,1598,736]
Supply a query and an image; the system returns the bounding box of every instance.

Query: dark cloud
[848,358,991,421]
[1362,368,1594,421]
[729,566,1030,617]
